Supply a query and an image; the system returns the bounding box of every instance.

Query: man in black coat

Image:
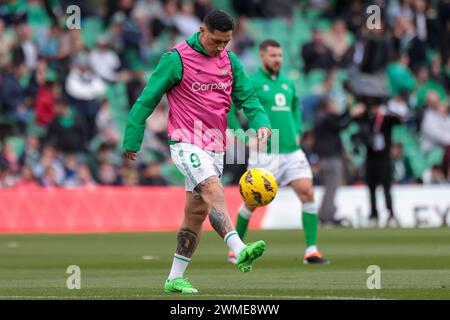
[314,97,364,226]
[354,97,408,227]
[46,98,87,154]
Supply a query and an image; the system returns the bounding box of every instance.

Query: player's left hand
[124,151,137,161]
[257,127,272,143]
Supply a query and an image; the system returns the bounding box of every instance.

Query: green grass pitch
[0,228,449,300]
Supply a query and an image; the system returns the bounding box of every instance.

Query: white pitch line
[0,294,391,300]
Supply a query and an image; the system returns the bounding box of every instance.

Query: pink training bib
[166,41,233,152]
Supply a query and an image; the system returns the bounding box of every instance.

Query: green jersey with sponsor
[228,67,302,153]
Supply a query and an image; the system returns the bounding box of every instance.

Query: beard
[265,64,280,75]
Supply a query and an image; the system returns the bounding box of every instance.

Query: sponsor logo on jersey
[282,83,288,90]
[271,106,290,111]
[263,84,270,91]
[191,81,229,92]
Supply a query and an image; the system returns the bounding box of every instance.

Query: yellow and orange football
[239,168,278,207]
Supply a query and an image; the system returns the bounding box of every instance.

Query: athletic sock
[236,204,253,240]
[224,231,246,256]
[302,202,319,250]
[305,245,318,256]
[168,253,191,280]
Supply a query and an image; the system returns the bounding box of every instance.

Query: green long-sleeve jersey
[122,32,271,152]
[228,67,302,153]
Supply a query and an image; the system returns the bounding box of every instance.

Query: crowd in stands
[1,0,450,189]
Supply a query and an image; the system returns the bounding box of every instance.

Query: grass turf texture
[0,229,449,300]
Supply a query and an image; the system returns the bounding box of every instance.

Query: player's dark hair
[259,39,281,51]
[204,10,235,32]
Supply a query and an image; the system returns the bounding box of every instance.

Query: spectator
[39,166,60,187]
[391,143,414,184]
[429,52,446,87]
[391,16,427,70]
[260,0,293,17]
[19,134,41,169]
[89,36,122,83]
[74,165,97,188]
[355,99,409,227]
[174,1,202,38]
[150,0,178,38]
[422,165,446,184]
[98,162,121,185]
[386,53,416,98]
[387,0,414,25]
[230,17,256,71]
[86,142,117,183]
[0,155,14,188]
[340,0,364,35]
[1,141,19,173]
[108,12,126,58]
[32,144,65,185]
[38,21,63,62]
[46,98,87,153]
[301,29,335,74]
[95,99,120,145]
[17,23,38,71]
[14,165,39,188]
[193,0,212,21]
[62,153,80,187]
[420,91,450,153]
[0,18,15,68]
[322,19,354,68]
[65,52,106,141]
[232,0,260,17]
[314,98,365,226]
[0,62,30,128]
[139,162,168,186]
[34,68,59,126]
[358,27,391,74]
[119,155,140,186]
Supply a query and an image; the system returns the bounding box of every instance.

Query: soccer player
[228,40,329,265]
[122,10,272,294]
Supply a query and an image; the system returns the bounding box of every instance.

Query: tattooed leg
[176,228,198,258]
[177,192,208,258]
[195,176,235,238]
[209,207,235,238]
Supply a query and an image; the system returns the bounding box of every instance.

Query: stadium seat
[81,17,105,49]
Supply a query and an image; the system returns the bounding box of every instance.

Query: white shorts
[247,149,313,187]
[170,142,224,192]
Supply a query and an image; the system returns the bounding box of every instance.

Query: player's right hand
[124,151,137,161]
[257,127,272,143]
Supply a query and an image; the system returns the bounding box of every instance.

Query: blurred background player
[122,10,272,294]
[228,40,329,265]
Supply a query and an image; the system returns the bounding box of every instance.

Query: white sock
[224,231,245,256]
[167,254,191,280]
[305,245,318,256]
[239,204,253,220]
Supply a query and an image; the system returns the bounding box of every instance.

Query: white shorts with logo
[170,142,224,192]
[247,149,313,187]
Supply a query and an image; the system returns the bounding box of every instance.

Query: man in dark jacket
[301,29,335,74]
[355,97,408,227]
[314,97,364,226]
[46,98,87,153]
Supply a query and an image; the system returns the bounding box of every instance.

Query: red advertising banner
[0,187,266,234]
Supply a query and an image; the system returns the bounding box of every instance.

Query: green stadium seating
[81,17,105,49]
